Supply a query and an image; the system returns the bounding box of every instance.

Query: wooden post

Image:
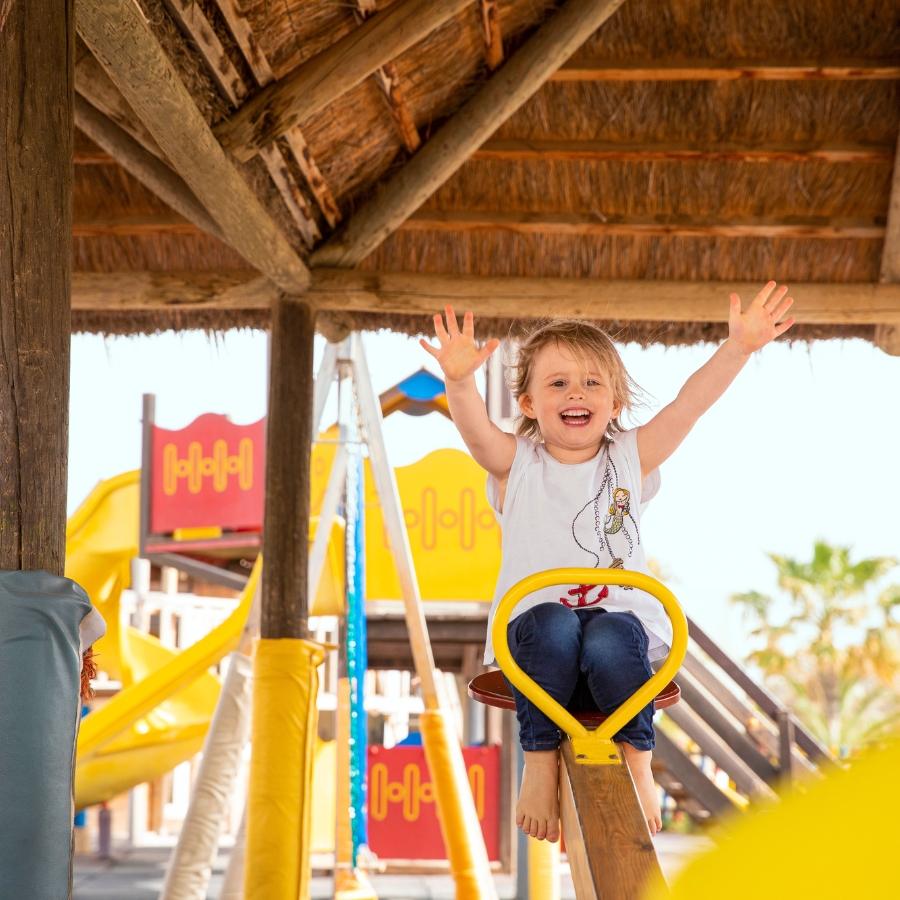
[776,710,795,786]
[0,0,72,573]
[260,296,315,638]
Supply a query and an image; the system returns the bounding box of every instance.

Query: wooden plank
[77,0,310,294]
[73,95,222,240]
[400,210,886,240]
[307,270,900,326]
[73,211,201,237]
[213,0,339,229]
[877,121,900,354]
[663,702,777,799]
[480,0,504,70]
[214,0,472,162]
[352,1,421,154]
[474,139,894,164]
[677,672,780,785]
[0,0,71,574]
[71,271,900,328]
[164,0,319,245]
[652,730,736,819]
[312,0,628,268]
[71,271,273,311]
[261,296,315,637]
[558,740,666,900]
[552,59,900,81]
[75,36,164,161]
[686,616,835,765]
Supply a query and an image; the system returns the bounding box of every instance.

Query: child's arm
[420,306,517,479]
[637,281,795,476]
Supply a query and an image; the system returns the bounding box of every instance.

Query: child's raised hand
[419,306,500,382]
[728,281,796,354]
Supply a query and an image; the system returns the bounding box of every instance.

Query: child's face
[518,341,620,454]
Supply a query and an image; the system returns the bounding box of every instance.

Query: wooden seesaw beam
[559,740,666,900]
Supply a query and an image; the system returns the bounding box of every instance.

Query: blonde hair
[507,320,641,441]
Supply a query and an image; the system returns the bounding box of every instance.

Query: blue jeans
[505,603,656,752]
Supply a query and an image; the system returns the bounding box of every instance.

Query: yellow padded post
[244,638,325,900]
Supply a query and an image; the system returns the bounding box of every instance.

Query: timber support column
[244,295,325,900]
[1,2,84,897]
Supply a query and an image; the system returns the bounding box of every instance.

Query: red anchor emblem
[560,583,609,608]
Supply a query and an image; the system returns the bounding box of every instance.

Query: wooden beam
[400,210,885,240]
[353,1,421,153]
[71,271,273,311]
[77,0,309,294]
[1,1,71,573]
[877,121,900,354]
[74,96,224,240]
[261,296,315,638]
[212,0,341,229]
[552,59,900,82]
[164,0,319,245]
[311,0,629,268]
[71,271,900,328]
[558,740,666,899]
[75,36,164,161]
[214,0,472,163]
[474,139,894,164]
[72,211,200,237]
[480,0,504,70]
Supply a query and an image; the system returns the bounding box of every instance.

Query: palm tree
[731,541,900,756]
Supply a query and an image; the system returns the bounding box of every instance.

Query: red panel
[367,745,500,861]
[149,414,266,533]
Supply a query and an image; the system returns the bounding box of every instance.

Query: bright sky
[69,329,900,657]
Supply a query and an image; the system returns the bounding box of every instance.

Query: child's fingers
[462,309,475,338]
[774,316,796,337]
[771,295,794,322]
[750,280,778,309]
[478,337,500,363]
[763,285,789,313]
[445,305,460,337]
[433,312,450,344]
[419,337,440,358]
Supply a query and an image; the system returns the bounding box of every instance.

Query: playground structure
[64,343,841,899]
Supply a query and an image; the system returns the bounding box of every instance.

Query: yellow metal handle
[491,568,688,764]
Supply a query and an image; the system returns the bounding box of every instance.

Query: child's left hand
[728,281,796,355]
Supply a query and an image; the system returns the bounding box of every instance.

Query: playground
[2,1,900,898]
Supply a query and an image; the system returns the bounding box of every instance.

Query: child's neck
[542,439,605,465]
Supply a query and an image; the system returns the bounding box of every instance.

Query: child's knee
[511,603,580,654]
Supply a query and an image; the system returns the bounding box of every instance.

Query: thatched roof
[72,0,900,347]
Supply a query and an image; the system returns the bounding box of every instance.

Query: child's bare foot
[516,749,560,841]
[621,743,662,835]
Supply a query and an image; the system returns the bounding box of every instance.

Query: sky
[69,329,900,658]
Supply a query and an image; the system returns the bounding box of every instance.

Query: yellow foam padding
[310,739,337,854]
[244,638,325,900]
[646,737,900,899]
[528,836,560,900]
[335,678,353,867]
[420,709,497,900]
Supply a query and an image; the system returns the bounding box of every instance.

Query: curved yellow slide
[69,471,342,809]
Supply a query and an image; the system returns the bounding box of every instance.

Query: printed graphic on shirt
[560,450,640,605]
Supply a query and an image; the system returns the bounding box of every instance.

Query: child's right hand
[419,306,500,382]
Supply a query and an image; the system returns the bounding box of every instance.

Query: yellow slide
[69,471,343,809]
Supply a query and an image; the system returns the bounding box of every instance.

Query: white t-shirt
[483,428,672,665]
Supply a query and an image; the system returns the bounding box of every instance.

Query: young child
[420,281,795,840]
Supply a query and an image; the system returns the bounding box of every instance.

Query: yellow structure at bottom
[420,709,497,900]
[528,836,560,900]
[244,638,325,900]
[647,737,900,899]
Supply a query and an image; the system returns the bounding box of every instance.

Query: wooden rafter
[163,0,320,245]
[211,0,341,229]
[311,0,629,268]
[552,59,900,82]
[876,123,900,354]
[400,211,886,240]
[214,0,473,163]
[71,271,900,328]
[353,0,421,153]
[473,139,895,164]
[77,0,309,294]
[74,96,224,240]
[480,0,503,70]
[72,211,199,237]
